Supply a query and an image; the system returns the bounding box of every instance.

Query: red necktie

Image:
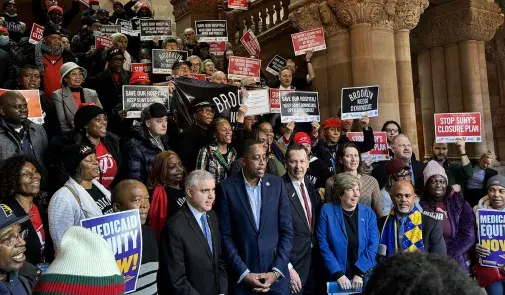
[300,183,312,229]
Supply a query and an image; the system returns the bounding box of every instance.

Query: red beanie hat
[48,5,63,14]
[136,2,151,12]
[293,132,311,145]
[0,27,8,36]
[129,72,151,85]
[322,117,341,130]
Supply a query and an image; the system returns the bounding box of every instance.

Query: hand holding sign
[359,115,370,130]
[454,138,467,154]
[237,105,248,123]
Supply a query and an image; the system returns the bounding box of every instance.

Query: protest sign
[341,85,379,120]
[228,0,248,10]
[240,29,260,56]
[116,19,135,36]
[172,77,242,126]
[346,131,389,162]
[131,63,152,73]
[434,112,482,143]
[243,89,270,116]
[228,56,261,82]
[190,73,206,81]
[29,23,44,45]
[140,19,172,41]
[291,28,326,56]
[269,89,293,114]
[209,42,226,56]
[95,36,113,50]
[152,49,188,75]
[131,18,141,35]
[195,20,228,42]
[266,55,287,76]
[101,25,121,36]
[477,209,505,268]
[0,89,44,124]
[280,91,320,123]
[122,85,170,118]
[81,209,142,293]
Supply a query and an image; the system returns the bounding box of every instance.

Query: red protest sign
[209,42,226,56]
[29,23,44,45]
[95,36,113,50]
[190,74,207,81]
[0,89,44,124]
[291,28,326,56]
[131,63,152,73]
[347,131,389,162]
[240,30,260,57]
[228,56,261,82]
[269,89,293,114]
[434,112,482,143]
[228,0,248,10]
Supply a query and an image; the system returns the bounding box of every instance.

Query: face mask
[0,36,9,46]
[91,5,99,11]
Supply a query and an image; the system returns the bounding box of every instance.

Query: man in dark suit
[282,144,321,295]
[465,151,498,207]
[159,170,227,295]
[216,139,293,295]
[377,180,446,256]
[372,134,426,194]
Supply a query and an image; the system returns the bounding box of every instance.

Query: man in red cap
[293,132,330,194]
[32,0,79,33]
[381,159,413,216]
[312,117,374,174]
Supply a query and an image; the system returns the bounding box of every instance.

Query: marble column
[418,50,435,158]
[478,41,496,155]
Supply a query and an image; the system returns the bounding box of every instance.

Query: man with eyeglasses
[216,139,293,295]
[183,27,199,56]
[177,98,216,171]
[0,203,37,294]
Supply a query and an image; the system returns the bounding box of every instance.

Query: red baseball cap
[48,5,63,14]
[322,117,341,130]
[293,132,311,145]
[129,72,151,85]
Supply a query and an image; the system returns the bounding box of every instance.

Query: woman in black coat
[0,155,54,265]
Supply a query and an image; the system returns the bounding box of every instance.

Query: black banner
[195,20,228,42]
[172,77,241,128]
[122,85,170,118]
[152,49,188,75]
[340,85,379,120]
[266,55,286,76]
[101,25,121,36]
[140,19,172,41]
[280,91,320,123]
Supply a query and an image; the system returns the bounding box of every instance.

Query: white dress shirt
[289,174,312,224]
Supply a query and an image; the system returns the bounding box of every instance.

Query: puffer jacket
[121,126,171,185]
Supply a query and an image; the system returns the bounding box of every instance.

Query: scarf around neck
[34,41,64,72]
[380,207,424,257]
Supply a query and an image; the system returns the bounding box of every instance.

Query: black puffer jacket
[121,126,171,185]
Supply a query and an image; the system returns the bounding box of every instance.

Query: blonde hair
[330,172,361,202]
[481,150,496,161]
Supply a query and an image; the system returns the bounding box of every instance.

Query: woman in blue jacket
[317,172,379,291]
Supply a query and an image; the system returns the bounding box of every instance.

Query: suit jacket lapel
[183,205,213,260]
[259,176,269,232]
[284,175,310,231]
[305,178,318,231]
[333,203,347,238]
[233,175,258,232]
[62,87,77,115]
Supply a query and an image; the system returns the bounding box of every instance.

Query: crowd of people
[0,1,502,295]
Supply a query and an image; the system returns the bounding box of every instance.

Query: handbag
[472,264,505,288]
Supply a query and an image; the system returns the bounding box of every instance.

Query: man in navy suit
[216,139,294,294]
[282,144,322,295]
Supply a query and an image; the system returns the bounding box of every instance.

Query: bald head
[112,180,150,224]
[390,180,416,214]
[210,71,227,84]
[0,91,28,125]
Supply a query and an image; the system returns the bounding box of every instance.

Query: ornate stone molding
[393,0,430,31]
[417,0,504,48]
[170,0,220,21]
[328,0,384,27]
[289,1,347,38]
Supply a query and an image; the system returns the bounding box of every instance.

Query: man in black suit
[158,170,227,295]
[377,180,446,256]
[372,134,426,195]
[282,144,321,295]
[465,150,498,207]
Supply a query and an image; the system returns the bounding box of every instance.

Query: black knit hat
[140,103,168,122]
[74,105,105,131]
[3,0,15,9]
[61,144,95,177]
[106,48,124,60]
[43,24,61,37]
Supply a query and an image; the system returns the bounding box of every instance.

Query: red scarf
[147,185,167,238]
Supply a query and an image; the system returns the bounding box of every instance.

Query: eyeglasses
[69,71,84,78]
[385,128,399,133]
[0,229,28,247]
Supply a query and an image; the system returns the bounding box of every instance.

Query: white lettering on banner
[212,92,242,113]
[348,89,374,102]
[436,125,479,133]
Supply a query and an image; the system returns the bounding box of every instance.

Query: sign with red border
[291,28,326,56]
[228,56,261,82]
[346,131,389,162]
[434,112,482,143]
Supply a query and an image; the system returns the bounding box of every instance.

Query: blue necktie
[200,214,213,254]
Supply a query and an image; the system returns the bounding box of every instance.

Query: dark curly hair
[0,155,44,201]
[363,252,481,295]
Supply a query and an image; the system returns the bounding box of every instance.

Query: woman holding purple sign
[473,175,505,294]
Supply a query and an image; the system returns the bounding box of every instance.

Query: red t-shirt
[42,54,63,97]
[28,205,45,252]
[95,141,117,188]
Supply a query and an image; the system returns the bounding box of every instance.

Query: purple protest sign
[477,209,505,268]
[81,209,142,293]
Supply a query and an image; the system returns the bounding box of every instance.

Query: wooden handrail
[224,0,290,46]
